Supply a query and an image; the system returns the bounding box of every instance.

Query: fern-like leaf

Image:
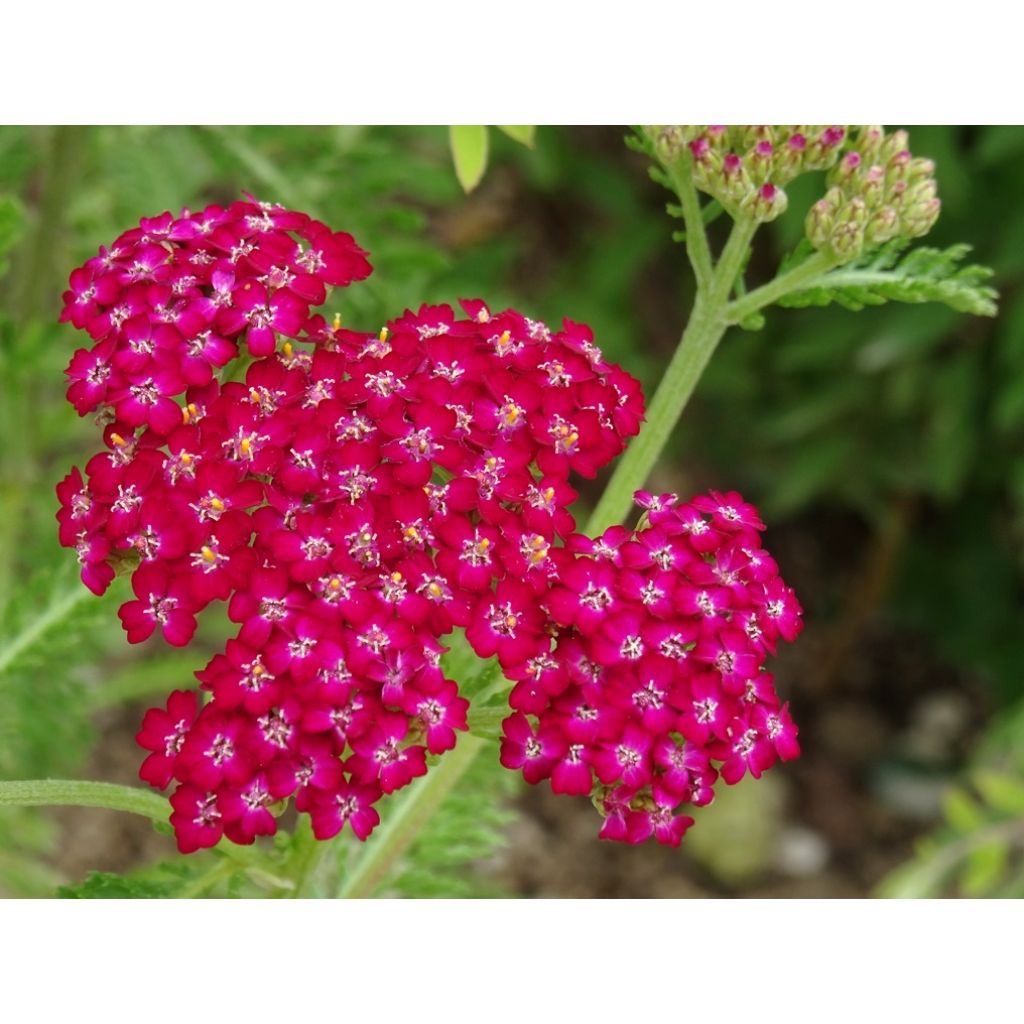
[380,747,518,898]
[779,240,998,317]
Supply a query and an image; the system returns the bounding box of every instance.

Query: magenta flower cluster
[56,197,801,853]
[500,490,801,845]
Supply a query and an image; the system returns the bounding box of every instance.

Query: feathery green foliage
[363,744,517,898]
[778,240,998,317]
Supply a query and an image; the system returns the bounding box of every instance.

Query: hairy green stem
[587,217,757,533]
[0,779,168,821]
[725,250,835,325]
[338,734,486,898]
[288,818,324,899]
[665,158,714,291]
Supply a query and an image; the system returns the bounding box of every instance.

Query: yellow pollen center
[479,538,491,549]
[240,437,252,455]
[200,545,217,562]
[210,498,225,511]
[329,578,342,590]
[282,341,294,358]
[332,313,342,330]
[390,572,403,583]
[180,453,193,465]
[252,664,264,676]
[505,614,518,628]
[544,487,555,501]
[110,433,127,447]
[379,327,389,343]
[476,309,489,323]
[361,532,371,543]
[485,457,498,468]
[498,329,510,345]
[428,582,443,598]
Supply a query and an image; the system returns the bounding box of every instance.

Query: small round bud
[805,186,843,249]
[719,152,752,204]
[689,137,723,195]
[775,132,807,183]
[879,130,910,166]
[706,125,728,147]
[898,181,941,237]
[864,206,900,245]
[651,125,686,162]
[746,140,776,184]
[739,125,776,150]
[861,165,885,208]
[907,157,936,185]
[828,198,867,261]
[804,125,847,170]
[828,150,862,190]
[902,197,941,237]
[742,182,788,223]
[856,126,886,162]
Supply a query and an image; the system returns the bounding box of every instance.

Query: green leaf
[944,788,985,833]
[449,126,490,193]
[974,771,1024,816]
[961,840,1009,896]
[779,241,998,318]
[58,870,175,899]
[496,125,535,148]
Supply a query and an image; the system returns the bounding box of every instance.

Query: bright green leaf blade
[448,125,490,193]
[496,125,535,148]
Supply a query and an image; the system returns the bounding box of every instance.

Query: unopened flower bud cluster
[649,124,850,224]
[806,126,941,262]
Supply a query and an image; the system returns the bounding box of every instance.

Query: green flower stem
[0,779,168,822]
[338,733,486,899]
[587,216,757,533]
[466,703,508,738]
[665,157,714,291]
[288,817,324,899]
[724,250,836,325]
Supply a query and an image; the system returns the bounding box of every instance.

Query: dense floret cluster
[500,490,800,846]
[56,197,800,853]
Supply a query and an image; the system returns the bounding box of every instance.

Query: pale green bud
[865,206,900,245]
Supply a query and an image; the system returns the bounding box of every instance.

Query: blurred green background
[0,125,1022,897]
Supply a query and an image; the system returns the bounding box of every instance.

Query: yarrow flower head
[57,197,660,852]
[500,489,802,845]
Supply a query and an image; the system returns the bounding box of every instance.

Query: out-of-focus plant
[880,698,1024,897]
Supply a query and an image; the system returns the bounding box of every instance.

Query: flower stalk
[0,779,168,821]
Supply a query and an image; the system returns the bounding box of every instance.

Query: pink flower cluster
[57,198,668,852]
[500,490,801,846]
